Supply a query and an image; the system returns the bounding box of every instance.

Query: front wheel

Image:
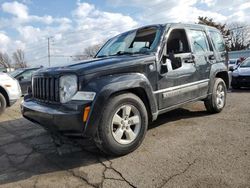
[0,93,7,116]
[204,78,227,113]
[95,93,148,156]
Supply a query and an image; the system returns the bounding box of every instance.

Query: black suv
[21,23,229,156]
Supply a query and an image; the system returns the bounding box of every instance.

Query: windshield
[96,26,162,58]
[240,58,250,68]
[9,69,23,77]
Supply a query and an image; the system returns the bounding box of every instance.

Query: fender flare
[208,62,229,94]
[82,73,158,137]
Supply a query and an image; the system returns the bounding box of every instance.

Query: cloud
[1,0,249,67]
[0,1,138,67]
[1,1,29,20]
[0,32,11,52]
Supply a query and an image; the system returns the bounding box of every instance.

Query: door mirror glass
[229,66,234,72]
[18,76,24,81]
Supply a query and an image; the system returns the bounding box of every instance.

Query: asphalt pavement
[0,90,249,188]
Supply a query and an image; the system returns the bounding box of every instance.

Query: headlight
[59,75,77,103]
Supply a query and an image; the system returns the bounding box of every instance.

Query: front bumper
[21,100,87,134]
[231,76,250,87]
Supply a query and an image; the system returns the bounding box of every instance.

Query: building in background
[228,50,250,60]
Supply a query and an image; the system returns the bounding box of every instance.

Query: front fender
[82,73,157,137]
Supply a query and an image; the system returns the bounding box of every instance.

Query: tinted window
[167,29,190,54]
[209,30,225,52]
[189,30,209,53]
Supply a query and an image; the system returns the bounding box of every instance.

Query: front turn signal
[83,106,91,122]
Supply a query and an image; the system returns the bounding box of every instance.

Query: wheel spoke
[122,105,131,118]
[114,128,124,140]
[128,115,140,125]
[125,128,136,141]
[218,85,223,92]
[217,98,220,105]
[113,114,123,125]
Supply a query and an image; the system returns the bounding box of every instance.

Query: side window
[188,30,209,53]
[209,30,225,52]
[20,70,36,80]
[167,29,191,54]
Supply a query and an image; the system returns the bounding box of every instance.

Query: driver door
[156,27,198,110]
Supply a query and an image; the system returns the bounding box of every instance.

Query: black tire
[0,93,7,116]
[204,78,227,113]
[95,93,148,156]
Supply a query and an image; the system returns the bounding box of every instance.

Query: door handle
[208,54,215,60]
[184,55,195,64]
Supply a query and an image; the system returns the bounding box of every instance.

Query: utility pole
[47,37,52,67]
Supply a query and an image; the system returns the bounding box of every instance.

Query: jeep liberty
[21,23,229,156]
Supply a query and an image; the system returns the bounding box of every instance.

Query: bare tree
[228,23,250,51]
[12,49,27,68]
[198,16,231,49]
[0,52,12,68]
[72,44,103,61]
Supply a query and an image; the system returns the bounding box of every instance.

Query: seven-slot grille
[32,76,60,102]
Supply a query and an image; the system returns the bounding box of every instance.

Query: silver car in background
[231,58,250,89]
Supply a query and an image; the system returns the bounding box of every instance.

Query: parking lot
[0,90,249,188]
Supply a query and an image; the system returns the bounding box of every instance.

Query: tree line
[0,49,27,69]
[198,17,250,51]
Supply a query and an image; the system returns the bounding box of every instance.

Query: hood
[237,67,250,76]
[36,54,155,76]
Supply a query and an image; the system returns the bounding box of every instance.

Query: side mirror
[229,66,234,72]
[160,56,169,74]
[18,76,24,81]
[173,57,182,69]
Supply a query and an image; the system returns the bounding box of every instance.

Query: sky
[0,0,250,67]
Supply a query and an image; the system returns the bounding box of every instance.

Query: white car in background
[0,72,21,115]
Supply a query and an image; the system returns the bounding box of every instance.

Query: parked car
[9,67,40,95]
[0,72,21,115]
[231,57,250,89]
[228,58,241,70]
[21,23,229,156]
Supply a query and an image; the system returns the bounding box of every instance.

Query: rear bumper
[21,100,86,134]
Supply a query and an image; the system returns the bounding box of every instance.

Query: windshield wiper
[97,51,146,58]
[115,51,134,56]
[96,55,108,58]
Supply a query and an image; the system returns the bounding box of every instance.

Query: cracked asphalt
[0,90,250,188]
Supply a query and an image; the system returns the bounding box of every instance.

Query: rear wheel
[204,78,227,113]
[0,93,7,116]
[95,93,148,156]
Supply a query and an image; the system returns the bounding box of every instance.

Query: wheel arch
[109,87,153,122]
[215,71,229,89]
[0,86,10,106]
[82,73,158,137]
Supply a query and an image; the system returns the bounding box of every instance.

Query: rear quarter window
[209,30,225,52]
